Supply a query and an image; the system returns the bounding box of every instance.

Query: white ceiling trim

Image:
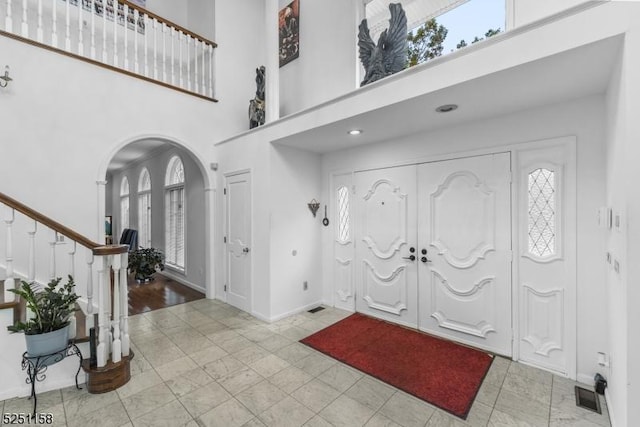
[365,0,470,40]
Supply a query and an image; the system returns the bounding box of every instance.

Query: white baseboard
[577,373,595,386]
[158,271,205,294]
[605,388,617,427]
[265,301,325,323]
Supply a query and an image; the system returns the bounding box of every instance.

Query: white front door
[417,153,513,356]
[225,171,252,312]
[354,165,418,328]
[353,154,512,355]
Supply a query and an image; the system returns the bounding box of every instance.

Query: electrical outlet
[303,281,308,291]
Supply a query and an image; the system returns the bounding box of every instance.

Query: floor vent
[575,386,601,414]
[308,306,325,314]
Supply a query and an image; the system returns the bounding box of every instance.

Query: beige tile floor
[1,299,612,427]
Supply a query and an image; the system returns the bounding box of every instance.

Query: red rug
[300,313,493,419]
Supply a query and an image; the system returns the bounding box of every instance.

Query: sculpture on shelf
[249,66,266,129]
[358,3,408,86]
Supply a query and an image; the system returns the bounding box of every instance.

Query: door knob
[243,247,250,253]
[421,256,431,263]
[402,255,416,261]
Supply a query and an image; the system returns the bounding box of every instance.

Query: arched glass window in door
[120,176,130,234]
[165,156,185,270]
[138,168,152,248]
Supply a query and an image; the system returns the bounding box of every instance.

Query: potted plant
[128,247,165,282]
[7,276,80,356]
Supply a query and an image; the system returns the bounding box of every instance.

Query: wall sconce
[0,66,12,88]
[308,199,320,217]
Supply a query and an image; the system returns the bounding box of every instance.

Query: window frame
[164,156,186,272]
[137,168,152,248]
[120,176,130,235]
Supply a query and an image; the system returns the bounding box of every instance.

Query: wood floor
[127,273,205,316]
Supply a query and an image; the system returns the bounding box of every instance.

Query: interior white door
[516,142,576,376]
[417,153,513,356]
[355,165,418,328]
[225,171,252,312]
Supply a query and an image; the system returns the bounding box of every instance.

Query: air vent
[575,386,601,414]
[308,306,325,314]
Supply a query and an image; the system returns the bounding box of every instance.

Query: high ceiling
[107,139,169,174]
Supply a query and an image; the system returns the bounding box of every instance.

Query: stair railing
[0,0,217,101]
[0,191,129,368]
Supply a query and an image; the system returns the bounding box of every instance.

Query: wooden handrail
[120,0,218,48]
[0,192,127,256]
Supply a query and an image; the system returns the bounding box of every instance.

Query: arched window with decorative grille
[138,168,152,248]
[165,156,185,270]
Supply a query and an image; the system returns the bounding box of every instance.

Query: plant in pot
[7,276,80,357]
[128,247,165,282]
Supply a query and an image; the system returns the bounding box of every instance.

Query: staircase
[0,191,131,399]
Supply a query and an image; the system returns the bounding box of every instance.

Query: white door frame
[223,169,253,313]
[328,136,577,378]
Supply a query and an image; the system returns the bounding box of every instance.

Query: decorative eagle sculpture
[358,3,408,86]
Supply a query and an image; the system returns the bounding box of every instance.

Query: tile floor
[1,300,612,427]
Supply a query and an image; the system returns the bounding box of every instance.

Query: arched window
[138,168,152,248]
[165,156,185,269]
[120,176,130,233]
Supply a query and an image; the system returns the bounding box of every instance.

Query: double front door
[355,153,512,356]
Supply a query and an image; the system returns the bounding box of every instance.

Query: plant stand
[21,343,83,416]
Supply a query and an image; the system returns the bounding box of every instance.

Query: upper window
[527,168,556,258]
[120,176,130,232]
[138,168,152,248]
[165,156,185,270]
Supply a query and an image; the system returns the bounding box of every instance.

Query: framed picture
[279,0,299,67]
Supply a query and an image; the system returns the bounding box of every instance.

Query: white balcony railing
[0,0,217,101]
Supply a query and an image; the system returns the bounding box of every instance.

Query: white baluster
[86,252,94,314]
[5,0,13,34]
[77,0,84,55]
[67,241,76,278]
[133,9,139,73]
[120,251,129,356]
[201,41,205,95]
[96,256,107,367]
[3,207,15,303]
[21,0,28,37]
[123,4,129,70]
[143,12,148,76]
[193,38,198,94]
[186,35,191,91]
[102,0,107,62]
[111,254,122,363]
[49,230,57,280]
[113,1,118,66]
[51,0,58,48]
[65,0,71,51]
[36,0,43,43]
[90,0,96,59]
[162,22,166,82]
[209,44,213,98]
[27,220,37,282]
[152,18,158,79]
[170,26,175,85]
[178,31,183,88]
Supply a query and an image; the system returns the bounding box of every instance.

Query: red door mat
[300,313,493,419]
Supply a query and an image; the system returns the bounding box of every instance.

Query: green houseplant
[128,247,165,282]
[7,276,80,356]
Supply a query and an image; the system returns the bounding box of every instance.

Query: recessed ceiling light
[348,129,363,135]
[435,104,458,113]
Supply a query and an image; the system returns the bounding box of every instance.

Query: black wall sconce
[0,66,12,88]
[308,199,320,217]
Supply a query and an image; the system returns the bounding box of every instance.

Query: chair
[119,228,138,250]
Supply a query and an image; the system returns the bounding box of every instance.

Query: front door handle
[421,256,431,263]
[402,255,416,261]
[243,247,250,253]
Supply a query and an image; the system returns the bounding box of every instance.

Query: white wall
[278,0,358,117]
[507,0,591,28]
[269,145,323,318]
[109,144,208,292]
[321,95,608,383]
